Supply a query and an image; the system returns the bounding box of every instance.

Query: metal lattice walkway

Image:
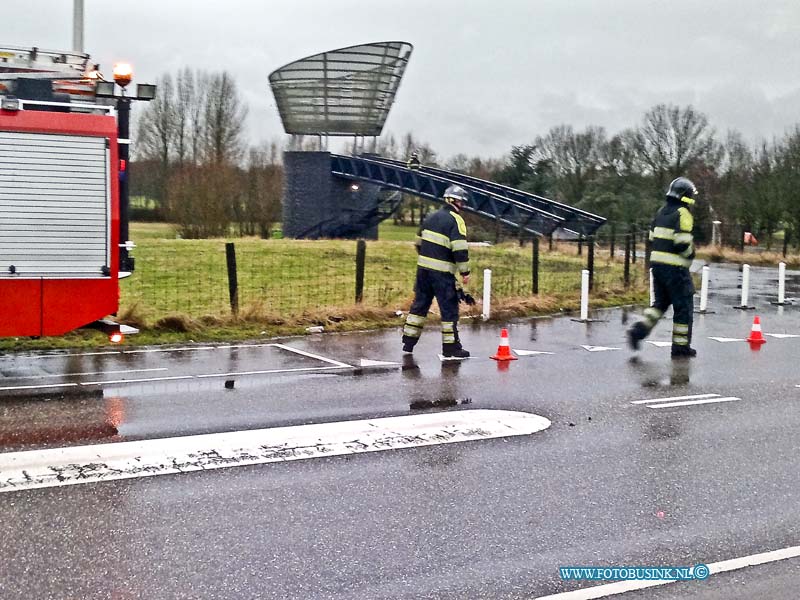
[330,154,605,237]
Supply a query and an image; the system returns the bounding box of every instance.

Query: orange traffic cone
[747,316,766,344]
[491,328,518,361]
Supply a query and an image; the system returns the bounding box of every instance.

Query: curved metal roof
[269,41,413,137]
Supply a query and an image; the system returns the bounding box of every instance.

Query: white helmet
[443,185,469,211]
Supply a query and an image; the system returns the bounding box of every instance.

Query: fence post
[355,239,366,303]
[699,265,710,313]
[532,236,540,295]
[783,231,790,258]
[644,234,651,272]
[587,235,595,290]
[482,268,492,320]
[580,269,589,321]
[548,233,554,251]
[630,226,637,264]
[225,242,239,316]
[739,224,746,253]
[623,234,631,288]
[578,234,583,256]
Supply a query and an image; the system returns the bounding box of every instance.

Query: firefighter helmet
[666,177,698,205]
[443,185,469,211]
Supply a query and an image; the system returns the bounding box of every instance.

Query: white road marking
[5,368,168,381]
[531,544,800,599]
[79,375,194,386]
[645,341,672,348]
[270,343,351,368]
[649,396,740,409]
[631,393,720,405]
[0,382,78,391]
[708,337,745,343]
[764,333,800,339]
[513,349,555,356]
[20,351,121,360]
[123,347,216,354]
[0,409,551,493]
[197,366,350,378]
[581,345,620,352]
[358,359,400,367]
[438,354,470,361]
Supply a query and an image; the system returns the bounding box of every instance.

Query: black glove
[456,287,476,306]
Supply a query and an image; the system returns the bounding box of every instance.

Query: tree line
[132,68,800,246]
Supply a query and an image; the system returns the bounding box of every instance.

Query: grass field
[0,223,649,350]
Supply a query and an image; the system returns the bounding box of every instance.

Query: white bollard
[580,269,589,321]
[778,262,786,305]
[482,268,492,321]
[649,268,655,306]
[700,266,710,313]
[741,264,750,307]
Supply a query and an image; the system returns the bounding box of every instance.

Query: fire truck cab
[0,46,134,340]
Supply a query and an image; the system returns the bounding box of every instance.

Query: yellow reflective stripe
[672,335,689,345]
[674,232,693,244]
[678,207,694,232]
[441,322,455,332]
[451,212,467,236]
[420,229,451,248]
[442,333,456,343]
[673,323,689,334]
[652,227,675,240]
[644,308,663,323]
[679,245,695,258]
[456,261,470,274]
[403,325,422,337]
[650,251,691,268]
[417,256,456,273]
[681,196,695,206]
[451,239,468,252]
[649,230,655,241]
[406,314,426,326]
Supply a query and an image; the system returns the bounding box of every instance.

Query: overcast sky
[8,0,800,159]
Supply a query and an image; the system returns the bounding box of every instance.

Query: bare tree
[533,125,606,207]
[203,71,248,165]
[633,104,721,192]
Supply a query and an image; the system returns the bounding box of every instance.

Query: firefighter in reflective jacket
[628,177,698,358]
[407,151,421,171]
[402,185,471,358]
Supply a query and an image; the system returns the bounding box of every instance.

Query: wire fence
[119,234,651,325]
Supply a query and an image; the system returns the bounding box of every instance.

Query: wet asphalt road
[2,263,800,599]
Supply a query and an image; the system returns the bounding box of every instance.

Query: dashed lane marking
[631,393,741,409]
[3,368,168,381]
[0,409,551,493]
[645,341,672,348]
[764,333,800,339]
[0,382,78,392]
[708,337,745,343]
[630,393,719,405]
[581,345,620,352]
[513,349,555,356]
[649,396,740,409]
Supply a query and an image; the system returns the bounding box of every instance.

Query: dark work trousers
[641,264,695,346]
[402,268,461,349]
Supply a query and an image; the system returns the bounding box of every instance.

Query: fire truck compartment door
[0,131,110,278]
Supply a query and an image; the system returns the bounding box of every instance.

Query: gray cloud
[7,0,800,158]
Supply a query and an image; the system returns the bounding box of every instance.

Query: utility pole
[73,0,85,53]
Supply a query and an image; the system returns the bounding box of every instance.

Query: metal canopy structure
[269,41,413,137]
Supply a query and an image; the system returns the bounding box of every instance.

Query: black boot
[442,343,470,359]
[671,345,697,358]
[627,322,648,350]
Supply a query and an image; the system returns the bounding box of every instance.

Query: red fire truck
[0,46,150,341]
